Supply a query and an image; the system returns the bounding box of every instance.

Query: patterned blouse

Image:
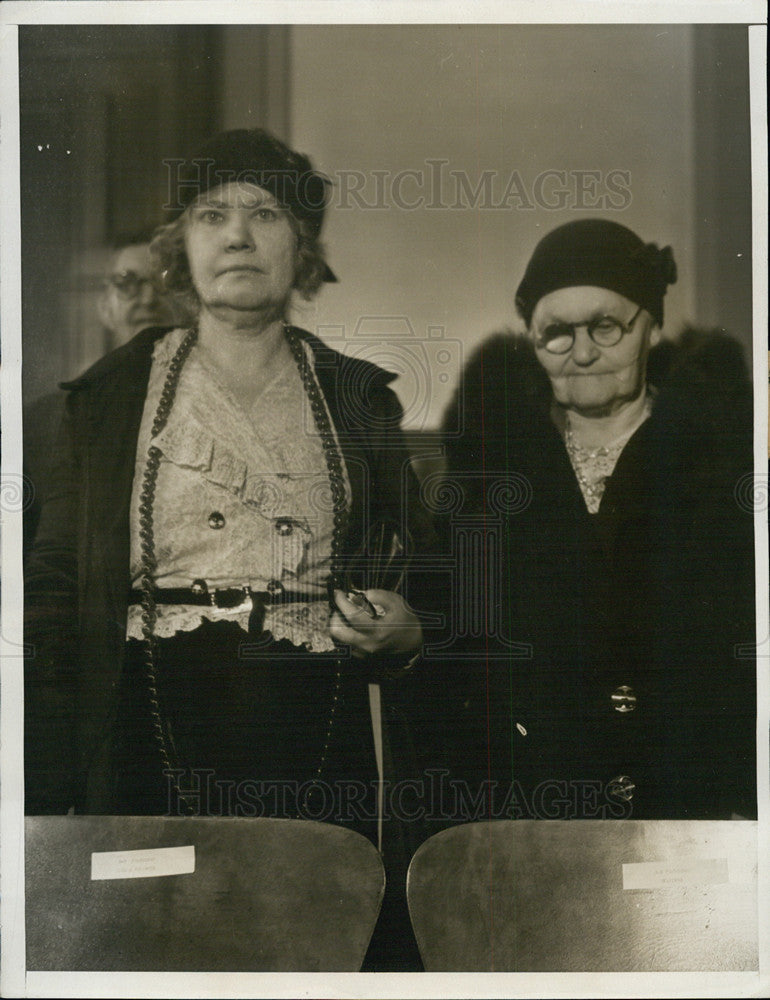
[127,328,351,650]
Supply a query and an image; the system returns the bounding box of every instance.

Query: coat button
[275,517,294,536]
[607,775,635,801]
[208,511,225,529]
[611,685,637,713]
[266,579,284,596]
[190,579,208,596]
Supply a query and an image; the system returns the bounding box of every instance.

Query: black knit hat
[168,127,336,281]
[515,219,677,327]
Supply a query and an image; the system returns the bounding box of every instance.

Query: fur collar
[443,326,753,487]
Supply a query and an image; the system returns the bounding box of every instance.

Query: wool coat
[425,327,757,821]
[24,325,435,816]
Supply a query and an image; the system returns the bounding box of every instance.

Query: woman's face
[530,286,660,416]
[184,181,298,316]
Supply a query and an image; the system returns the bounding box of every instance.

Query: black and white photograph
[1,2,767,997]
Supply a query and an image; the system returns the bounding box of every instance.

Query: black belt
[128,587,324,609]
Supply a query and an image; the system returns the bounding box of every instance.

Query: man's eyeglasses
[107,270,162,300]
[534,304,644,355]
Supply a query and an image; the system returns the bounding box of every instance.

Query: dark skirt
[112,619,379,838]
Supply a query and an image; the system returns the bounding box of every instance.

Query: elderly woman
[438,218,756,821]
[24,128,431,832]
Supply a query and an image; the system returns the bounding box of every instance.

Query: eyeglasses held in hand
[344,522,413,611]
[535,304,644,354]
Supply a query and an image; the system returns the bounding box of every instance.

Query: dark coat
[22,389,67,561]
[433,327,756,820]
[24,325,435,815]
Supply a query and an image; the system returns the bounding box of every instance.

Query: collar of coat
[442,325,753,489]
[60,323,398,393]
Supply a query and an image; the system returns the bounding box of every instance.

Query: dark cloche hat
[169,127,336,281]
[515,218,677,327]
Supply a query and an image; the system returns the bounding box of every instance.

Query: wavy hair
[149,208,328,315]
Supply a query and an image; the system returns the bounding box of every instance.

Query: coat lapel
[294,329,398,559]
[65,328,167,638]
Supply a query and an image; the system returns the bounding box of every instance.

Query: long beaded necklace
[136,324,349,814]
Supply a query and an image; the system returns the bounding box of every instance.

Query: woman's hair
[149,208,329,314]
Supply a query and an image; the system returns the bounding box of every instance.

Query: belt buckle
[209,586,253,616]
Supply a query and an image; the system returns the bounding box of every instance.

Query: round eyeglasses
[107,270,162,300]
[534,304,644,354]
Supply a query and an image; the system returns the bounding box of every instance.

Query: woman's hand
[330,589,423,659]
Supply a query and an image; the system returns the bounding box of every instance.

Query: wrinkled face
[99,243,175,344]
[530,286,660,416]
[184,181,298,316]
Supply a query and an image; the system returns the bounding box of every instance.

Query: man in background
[95,232,179,351]
[23,232,179,556]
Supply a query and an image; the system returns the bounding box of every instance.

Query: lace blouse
[563,393,653,514]
[127,328,351,649]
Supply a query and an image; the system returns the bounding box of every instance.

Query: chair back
[26,815,385,971]
[406,820,757,971]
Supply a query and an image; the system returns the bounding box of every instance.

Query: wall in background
[19,25,223,403]
[19,23,753,427]
[218,26,291,139]
[693,25,753,347]
[289,24,752,429]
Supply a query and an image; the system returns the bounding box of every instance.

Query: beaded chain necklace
[136,324,348,814]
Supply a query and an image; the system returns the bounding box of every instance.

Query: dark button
[607,775,635,801]
[266,579,284,596]
[190,578,208,596]
[275,517,294,537]
[611,685,637,713]
[208,511,225,529]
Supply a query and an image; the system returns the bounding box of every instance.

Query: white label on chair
[622,857,728,890]
[91,845,195,880]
